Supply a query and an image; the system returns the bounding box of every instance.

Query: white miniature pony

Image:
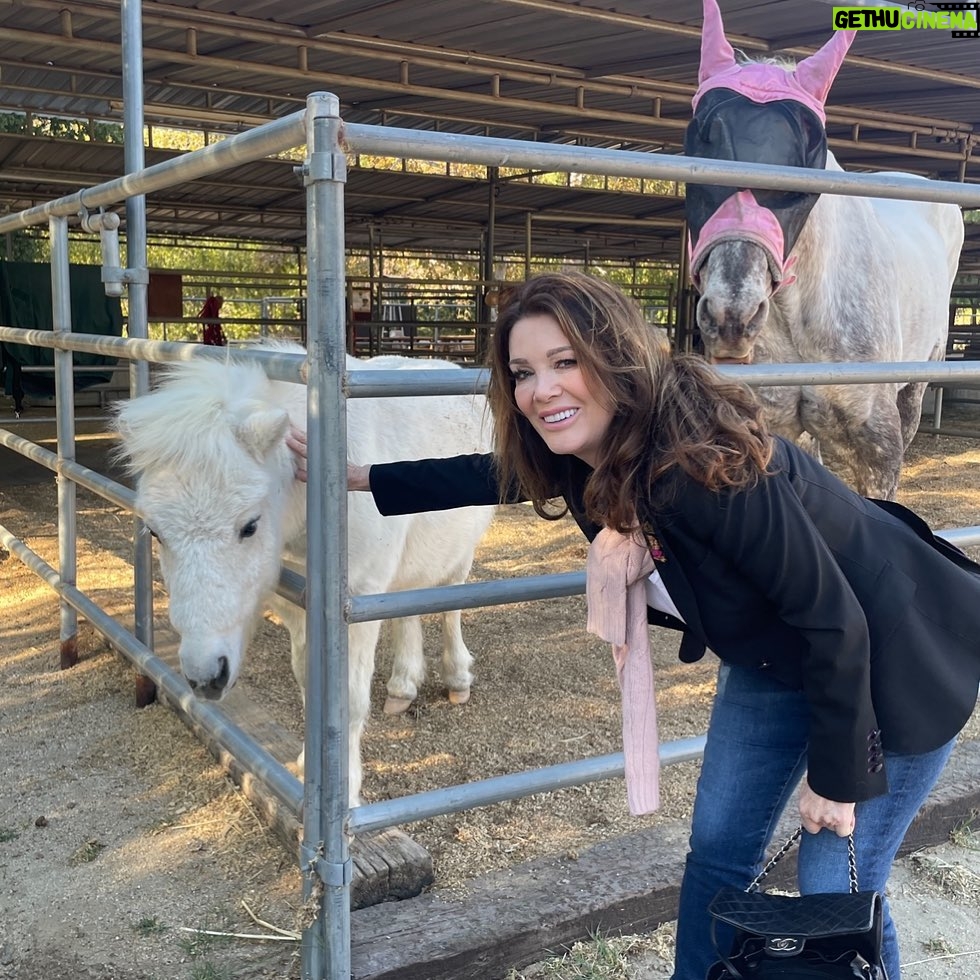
[112,344,493,804]
[686,0,964,499]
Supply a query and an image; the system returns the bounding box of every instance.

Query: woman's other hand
[286,425,371,491]
[799,780,856,837]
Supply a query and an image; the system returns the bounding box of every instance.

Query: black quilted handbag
[705,828,887,979]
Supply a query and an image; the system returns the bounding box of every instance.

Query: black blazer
[368,437,980,803]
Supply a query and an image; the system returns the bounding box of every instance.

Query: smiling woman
[507,313,614,468]
[323,269,980,979]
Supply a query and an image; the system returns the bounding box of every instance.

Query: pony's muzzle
[187,655,231,699]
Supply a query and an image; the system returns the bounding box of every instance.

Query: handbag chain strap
[746,826,859,894]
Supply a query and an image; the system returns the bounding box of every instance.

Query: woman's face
[507,312,613,468]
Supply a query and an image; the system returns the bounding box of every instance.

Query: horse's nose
[697,295,769,348]
[188,655,230,700]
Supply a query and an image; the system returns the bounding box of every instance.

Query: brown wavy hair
[486,271,774,532]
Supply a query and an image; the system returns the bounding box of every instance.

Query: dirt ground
[3,403,980,979]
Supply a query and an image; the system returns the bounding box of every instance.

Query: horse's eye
[145,525,159,541]
[239,517,260,541]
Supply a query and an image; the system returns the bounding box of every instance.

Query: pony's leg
[439,608,474,705]
[384,616,425,715]
[266,592,308,772]
[347,619,382,806]
[266,590,377,808]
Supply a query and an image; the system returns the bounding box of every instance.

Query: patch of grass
[920,936,955,956]
[67,838,106,866]
[132,916,168,936]
[0,827,19,843]
[506,925,674,980]
[189,963,234,980]
[950,812,980,850]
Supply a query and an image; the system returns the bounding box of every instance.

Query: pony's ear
[794,29,855,107]
[699,0,737,85]
[235,408,290,461]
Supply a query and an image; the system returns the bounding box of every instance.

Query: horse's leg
[896,380,929,451]
[384,615,425,715]
[439,608,474,706]
[802,385,904,499]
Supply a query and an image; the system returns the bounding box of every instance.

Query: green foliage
[132,916,169,936]
[0,111,122,142]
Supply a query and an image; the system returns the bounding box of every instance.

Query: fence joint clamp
[301,841,352,887]
[298,150,348,185]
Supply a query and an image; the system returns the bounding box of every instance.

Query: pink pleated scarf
[586,527,660,815]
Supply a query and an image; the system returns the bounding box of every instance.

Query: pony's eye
[239,517,260,541]
[145,525,159,541]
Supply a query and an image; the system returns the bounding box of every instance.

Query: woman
[290,271,980,979]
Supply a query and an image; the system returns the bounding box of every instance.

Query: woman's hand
[285,425,371,491]
[799,779,856,837]
[285,426,308,482]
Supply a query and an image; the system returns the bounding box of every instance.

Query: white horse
[112,344,494,804]
[686,0,964,499]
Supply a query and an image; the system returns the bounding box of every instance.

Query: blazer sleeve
[674,473,887,802]
[368,453,523,515]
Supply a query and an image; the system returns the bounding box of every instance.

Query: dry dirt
[3,405,980,979]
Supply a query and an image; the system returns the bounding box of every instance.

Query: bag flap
[709,888,881,939]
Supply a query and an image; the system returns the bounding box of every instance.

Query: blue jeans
[672,664,955,980]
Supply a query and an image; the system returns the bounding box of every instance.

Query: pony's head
[111,358,295,699]
[685,0,854,362]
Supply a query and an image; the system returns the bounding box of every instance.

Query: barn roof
[1,0,978,269]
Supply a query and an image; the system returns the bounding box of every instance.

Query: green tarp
[0,261,123,398]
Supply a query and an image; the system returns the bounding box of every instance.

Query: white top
[645,569,685,622]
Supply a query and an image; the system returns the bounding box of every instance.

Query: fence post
[301,91,352,980]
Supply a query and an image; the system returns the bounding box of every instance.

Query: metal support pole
[122,0,155,705]
[524,212,532,280]
[301,91,351,980]
[49,216,78,669]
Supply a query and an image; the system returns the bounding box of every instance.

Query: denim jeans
[671,663,955,980]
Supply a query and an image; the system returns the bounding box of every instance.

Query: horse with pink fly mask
[684,0,964,499]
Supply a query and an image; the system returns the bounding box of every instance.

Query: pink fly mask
[685,0,855,290]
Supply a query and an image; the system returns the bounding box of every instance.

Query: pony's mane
[111,354,280,476]
[735,49,796,70]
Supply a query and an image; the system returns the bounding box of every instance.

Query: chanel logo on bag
[765,936,804,954]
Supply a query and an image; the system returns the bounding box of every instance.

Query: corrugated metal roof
[0,0,977,268]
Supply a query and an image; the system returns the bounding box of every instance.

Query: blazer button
[870,762,884,774]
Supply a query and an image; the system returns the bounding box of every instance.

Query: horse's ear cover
[235,408,290,460]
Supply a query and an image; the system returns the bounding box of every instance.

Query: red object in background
[200,294,226,346]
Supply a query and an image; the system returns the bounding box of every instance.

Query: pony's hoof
[447,688,471,705]
[285,759,304,779]
[384,695,414,715]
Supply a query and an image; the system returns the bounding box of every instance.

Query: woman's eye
[510,369,532,382]
[555,358,577,370]
[239,517,260,541]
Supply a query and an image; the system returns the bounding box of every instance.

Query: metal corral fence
[5,89,980,979]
